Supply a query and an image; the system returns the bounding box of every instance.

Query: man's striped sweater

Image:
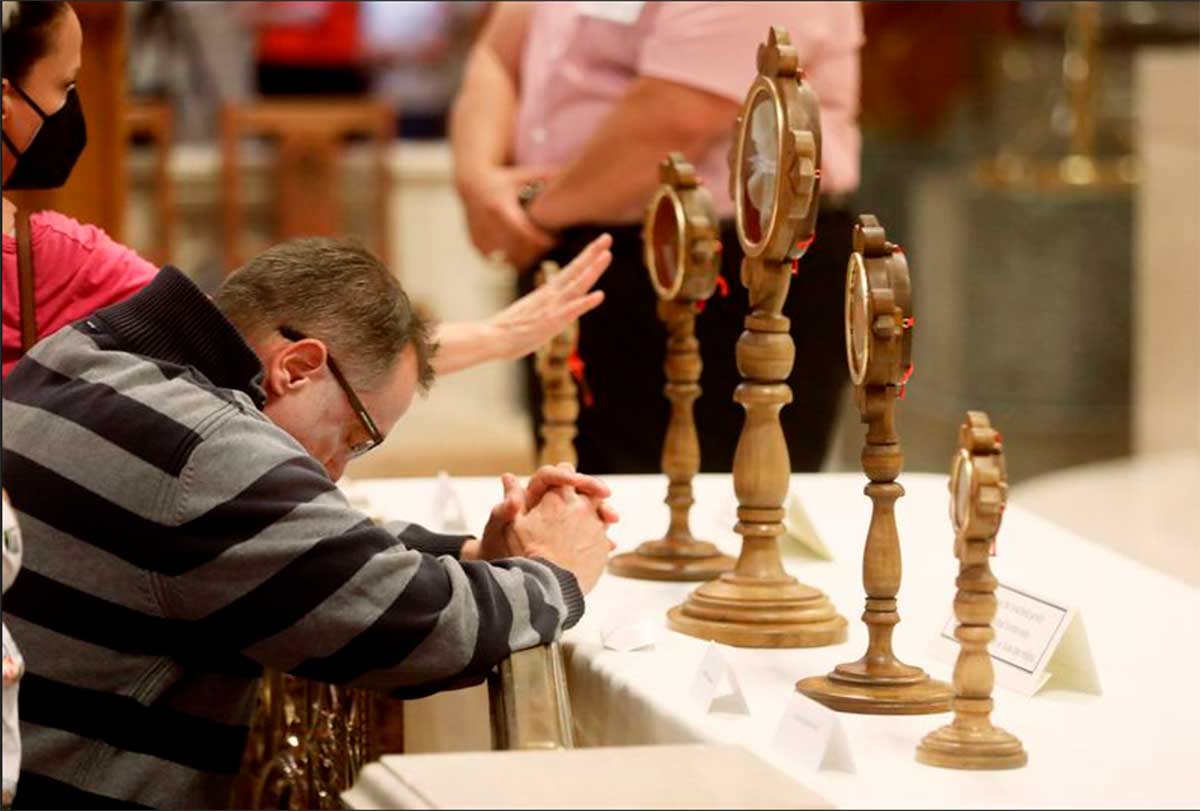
[0,268,583,809]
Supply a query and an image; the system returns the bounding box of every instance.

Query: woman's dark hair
[2,2,70,85]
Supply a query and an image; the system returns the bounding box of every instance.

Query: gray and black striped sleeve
[158,410,584,698]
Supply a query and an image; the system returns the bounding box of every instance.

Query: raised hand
[486,234,612,361]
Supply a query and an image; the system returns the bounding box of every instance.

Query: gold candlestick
[667,27,846,647]
[917,411,1027,769]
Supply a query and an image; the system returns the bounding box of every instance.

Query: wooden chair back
[125,100,175,267]
[219,99,394,272]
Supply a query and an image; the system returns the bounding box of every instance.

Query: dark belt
[544,195,857,257]
[820,191,856,215]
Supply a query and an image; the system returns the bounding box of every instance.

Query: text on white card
[941,583,1069,675]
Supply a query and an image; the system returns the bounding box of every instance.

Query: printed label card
[932,581,1101,697]
[689,642,750,715]
[772,691,856,773]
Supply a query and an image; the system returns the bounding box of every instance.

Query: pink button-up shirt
[514,1,863,223]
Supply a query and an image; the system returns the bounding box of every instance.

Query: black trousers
[520,207,855,475]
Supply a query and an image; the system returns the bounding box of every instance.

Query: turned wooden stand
[797,215,952,712]
[667,28,845,647]
[610,154,734,581]
[917,412,1027,769]
[534,262,579,468]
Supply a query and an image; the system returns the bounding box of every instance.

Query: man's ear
[2,79,11,125]
[264,338,328,396]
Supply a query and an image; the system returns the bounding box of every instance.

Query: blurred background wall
[819,1,1198,481]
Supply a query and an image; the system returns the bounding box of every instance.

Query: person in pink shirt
[2,1,158,379]
[452,2,864,474]
[1,213,158,378]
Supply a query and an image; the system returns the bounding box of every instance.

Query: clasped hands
[486,233,611,362]
[462,463,617,594]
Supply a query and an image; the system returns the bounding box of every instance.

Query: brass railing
[488,642,575,750]
[235,673,385,810]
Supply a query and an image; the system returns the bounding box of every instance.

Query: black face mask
[2,83,87,190]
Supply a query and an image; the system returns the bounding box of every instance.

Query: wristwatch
[517,180,544,210]
[518,179,558,234]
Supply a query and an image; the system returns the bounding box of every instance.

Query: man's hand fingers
[528,465,612,504]
[598,503,620,524]
[500,472,527,516]
[569,470,611,498]
[525,465,566,505]
[554,483,581,505]
[485,490,521,536]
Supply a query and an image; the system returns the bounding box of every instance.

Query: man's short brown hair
[214,237,437,390]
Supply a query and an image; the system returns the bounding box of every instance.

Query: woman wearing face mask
[2,1,157,378]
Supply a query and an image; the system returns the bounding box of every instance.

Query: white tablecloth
[353,473,1200,809]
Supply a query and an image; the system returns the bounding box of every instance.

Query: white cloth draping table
[352,473,1200,809]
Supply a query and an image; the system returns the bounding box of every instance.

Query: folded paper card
[931,580,1100,697]
[716,490,832,561]
[431,471,469,534]
[783,491,833,561]
[689,642,750,715]
[772,691,855,773]
[601,616,659,652]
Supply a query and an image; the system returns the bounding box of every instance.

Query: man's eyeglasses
[279,326,383,458]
